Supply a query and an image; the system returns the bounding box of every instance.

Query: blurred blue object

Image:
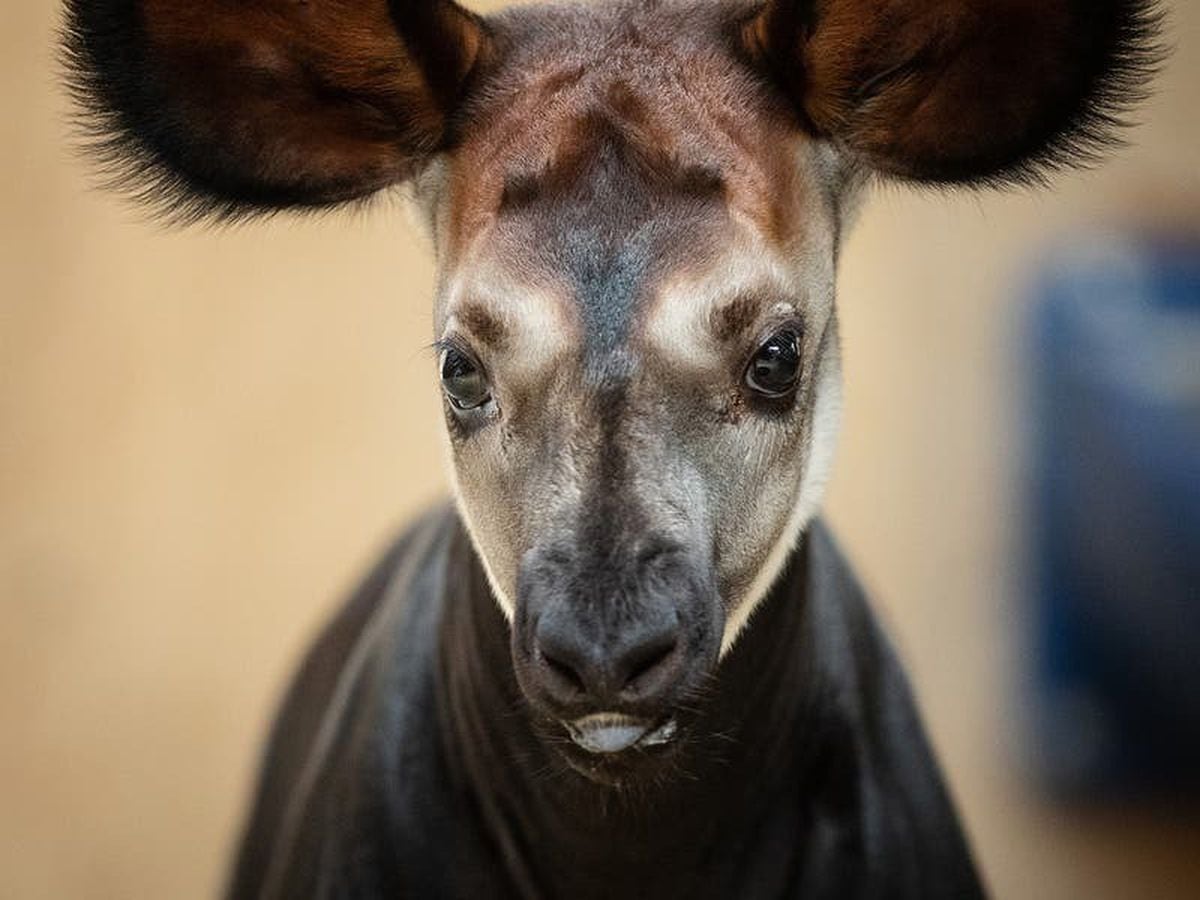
[1026,233,1200,799]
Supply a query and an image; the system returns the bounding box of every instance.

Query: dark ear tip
[60,0,490,225]
[59,0,264,224]
[901,0,1168,188]
[743,0,1167,189]
[1006,0,1169,182]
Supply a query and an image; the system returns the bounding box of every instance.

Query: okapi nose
[534,609,684,706]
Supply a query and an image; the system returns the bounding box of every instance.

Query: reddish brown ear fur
[64,0,491,221]
[744,0,1162,185]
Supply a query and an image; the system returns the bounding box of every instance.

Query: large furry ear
[742,0,1163,186]
[63,0,493,221]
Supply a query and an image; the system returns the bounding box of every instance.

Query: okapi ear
[742,0,1163,186]
[63,0,493,221]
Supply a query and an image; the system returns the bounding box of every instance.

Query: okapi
[64,0,1159,897]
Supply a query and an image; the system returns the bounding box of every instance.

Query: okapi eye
[440,348,491,411]
[745,330,802,397]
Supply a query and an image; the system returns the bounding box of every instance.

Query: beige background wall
[3,2,1198,898]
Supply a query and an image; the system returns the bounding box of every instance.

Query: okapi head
[66,0,1158,778]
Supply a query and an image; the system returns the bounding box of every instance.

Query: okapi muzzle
[514,529,722,757]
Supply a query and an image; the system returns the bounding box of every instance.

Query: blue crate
[1026,233,1200,797]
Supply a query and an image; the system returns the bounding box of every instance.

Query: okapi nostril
[622,638,679,690]
[534,609,684,703]
[539,648,586,696]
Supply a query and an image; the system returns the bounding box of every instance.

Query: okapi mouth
[552,711,687,786]
[519,642,713,784]
[564,712,679,755]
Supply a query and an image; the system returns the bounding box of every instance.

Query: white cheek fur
[718,350,844,657]
[441,434,517,621]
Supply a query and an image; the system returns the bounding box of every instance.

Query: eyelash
[432,336,467,358]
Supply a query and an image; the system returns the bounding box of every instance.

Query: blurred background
[2,1,1198,897]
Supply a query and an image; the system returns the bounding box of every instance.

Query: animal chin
[564,713,678,755]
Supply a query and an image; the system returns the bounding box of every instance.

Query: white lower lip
[565,713,678,755]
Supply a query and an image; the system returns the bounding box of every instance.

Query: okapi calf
[65,0,1159,897]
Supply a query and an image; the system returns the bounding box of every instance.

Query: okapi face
[424,6,850,762]
[66,0,1158,777]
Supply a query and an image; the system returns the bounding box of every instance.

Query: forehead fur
[441,0,810,264]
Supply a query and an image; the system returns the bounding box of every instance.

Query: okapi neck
[434,518,835,898]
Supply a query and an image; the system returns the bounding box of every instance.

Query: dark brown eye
[745,330,801,397]
[441,348,491,410]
